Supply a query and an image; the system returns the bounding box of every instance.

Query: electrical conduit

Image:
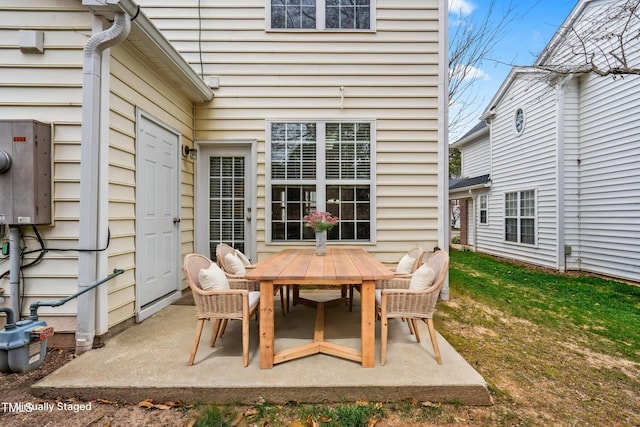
[76,12,130,356]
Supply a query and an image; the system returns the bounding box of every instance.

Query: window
[268,121,374,242]
[514,108,525,135]
[268,0,373,30]
[326,0,370,29]
[479,194,488,225]
[504,190,535,244]
[270,0,317,29]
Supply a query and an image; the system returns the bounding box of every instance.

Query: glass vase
[315,230,327,256]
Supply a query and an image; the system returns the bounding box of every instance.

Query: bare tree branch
[535,0,640,77]
[448,0,521,138]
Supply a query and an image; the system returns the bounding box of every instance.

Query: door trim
[195,140,257,261]
[134,109,182,322]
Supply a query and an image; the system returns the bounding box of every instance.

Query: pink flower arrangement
[304,210,339,232]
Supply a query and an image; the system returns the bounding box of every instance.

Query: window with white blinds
[268,121,374,242]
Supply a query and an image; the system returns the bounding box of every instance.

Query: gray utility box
[0,319,53,374]
[0,120,52,225]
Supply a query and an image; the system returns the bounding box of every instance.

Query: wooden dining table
[245,247,394,369]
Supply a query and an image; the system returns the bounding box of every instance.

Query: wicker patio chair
[349,247,425,311]
[183,253,260,367]
[216,243,288,315]
[375,249,449,365]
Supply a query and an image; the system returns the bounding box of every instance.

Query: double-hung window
[268,0,373,30]
[479,194,488,225]
[268,121,374,242]
[504,190,535,244]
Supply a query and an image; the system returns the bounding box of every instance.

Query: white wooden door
[136,111,181,319]
[197,144,255,262]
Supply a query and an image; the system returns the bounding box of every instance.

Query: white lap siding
[576,72,640,282]
[479,74,559,268]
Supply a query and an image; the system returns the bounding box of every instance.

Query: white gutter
[76,11,130,356]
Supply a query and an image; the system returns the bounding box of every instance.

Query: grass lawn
[193,249,640,426]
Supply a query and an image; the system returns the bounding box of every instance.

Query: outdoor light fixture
[182,145,197,159]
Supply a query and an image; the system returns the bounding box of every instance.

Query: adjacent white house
[0,0,449,350]
[450,0,640,284]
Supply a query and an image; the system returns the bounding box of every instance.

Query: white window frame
[504,189,536,245]
[478,194,488,225]
[266,0,376,32]
[266,119,376,243]
[514,107,526,135]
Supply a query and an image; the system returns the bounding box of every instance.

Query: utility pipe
[76,12,130,356]
[8,226,20,323]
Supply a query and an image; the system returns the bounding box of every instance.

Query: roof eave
[83,0,214,103]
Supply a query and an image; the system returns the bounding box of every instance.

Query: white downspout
[556,75,572,272]
[76,12,130,356]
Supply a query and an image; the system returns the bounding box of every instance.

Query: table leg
[259,280,275,369]
[360,280,375,368]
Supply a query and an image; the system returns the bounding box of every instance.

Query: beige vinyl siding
[107,41,195,328]
[0,1,89,331]
[0,1,198,331]
[137,0,442,264]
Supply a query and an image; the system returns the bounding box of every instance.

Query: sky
[448,0,578,141]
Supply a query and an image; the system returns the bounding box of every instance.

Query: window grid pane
[520,190,535,217]
[326,0,370,29]
[505,192,517,217]
[271,185,317,240]
[271,122,316,180]
[326,122,371,180]
[327,185,370,241]
[271,0,316,29]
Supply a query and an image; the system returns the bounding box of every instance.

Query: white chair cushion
[198,263,230,291]
[395,253,417,274]
[235,249,252,267]
[248,291,260,310]
[375,289,382,306]
[224,253,247,275]
[408,264,436,291]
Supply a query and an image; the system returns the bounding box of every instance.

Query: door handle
[173,217,181,224]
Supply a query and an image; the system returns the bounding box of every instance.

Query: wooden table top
[245,248,394,284]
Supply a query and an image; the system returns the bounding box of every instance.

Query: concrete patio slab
[32,290,491,405]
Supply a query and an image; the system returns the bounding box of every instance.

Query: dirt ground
[0,348,194,427]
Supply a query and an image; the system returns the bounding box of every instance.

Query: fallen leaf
[244,407,259,416]
[231,411,244,426]
[154,404,171,410]
[368,418,379,427]
[306,414,318,427]
[138,401,155,409]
